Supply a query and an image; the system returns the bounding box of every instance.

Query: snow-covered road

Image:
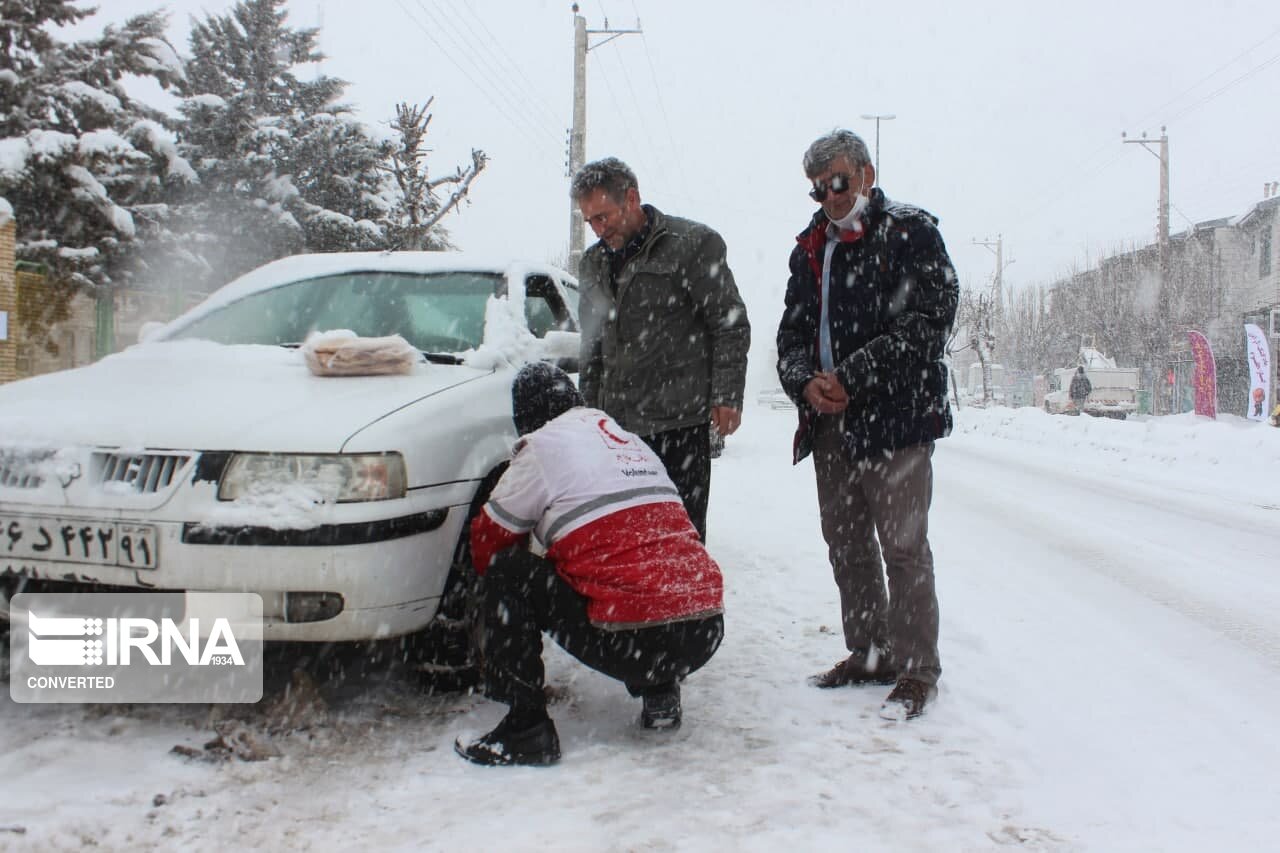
[933,422,1280,850]
[2,405,1278,851]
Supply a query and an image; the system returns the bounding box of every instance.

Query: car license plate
[0,514,158,570]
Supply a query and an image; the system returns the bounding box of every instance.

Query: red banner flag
[1186,330,1217,419]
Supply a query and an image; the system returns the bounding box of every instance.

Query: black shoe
[640,684,682,731]
[808,652,897,688]
[454,714,561,766]
[878,677,937,721]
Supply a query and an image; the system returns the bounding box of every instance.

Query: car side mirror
[542,330,580,373]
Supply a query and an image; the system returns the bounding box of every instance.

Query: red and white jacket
[470,408,724,628]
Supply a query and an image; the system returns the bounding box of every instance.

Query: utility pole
[1122,126,1171,414]
[566,4,641,276]
[972,234,1006,323]
[859,113,895,184]
[1121,127,1170,266]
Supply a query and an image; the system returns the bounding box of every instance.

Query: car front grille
[91,451,192,494]
[0,452,48,489]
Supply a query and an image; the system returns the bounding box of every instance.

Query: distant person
[454,362,725,766]
[1069,366,1092,414]
[571,157,751,542]
[776,129,958,721]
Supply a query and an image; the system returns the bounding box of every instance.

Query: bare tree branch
[420,149,487,232]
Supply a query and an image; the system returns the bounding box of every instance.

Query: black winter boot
[454,711,561,766]
[640,683,682,730]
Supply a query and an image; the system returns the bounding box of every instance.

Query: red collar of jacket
[796,187,886,280]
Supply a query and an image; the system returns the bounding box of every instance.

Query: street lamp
[859,113,895,185]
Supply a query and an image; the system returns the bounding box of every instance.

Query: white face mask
[826,191,869,231]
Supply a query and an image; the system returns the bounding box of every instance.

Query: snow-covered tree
[381,99,487,251]
[171,0,391,290]
[0,0,188,293]
[956,288,999,404]
[1002,284,1063,379]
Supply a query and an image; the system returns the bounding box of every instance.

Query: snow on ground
[2,405,1279,851]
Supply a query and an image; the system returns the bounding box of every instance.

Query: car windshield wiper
[421,351,465,365]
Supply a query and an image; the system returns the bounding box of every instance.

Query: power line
[588,48,644,158]
[392,0,551,151]
[629,1,691,196]
[1162,48,1280,125]
[391,0,561,157]
[1136,23,1280,129]
[408,0,563,147]
[431,0,565,134]
[600,40,665,180]
[582,1,647,163]
[1008,31,1280,233]
[609,40,662,163]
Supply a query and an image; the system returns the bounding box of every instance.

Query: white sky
[83,0,1280,313]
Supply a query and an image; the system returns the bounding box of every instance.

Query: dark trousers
[641,424,711,542]
[812,417,941,686]
[480,549,724,712]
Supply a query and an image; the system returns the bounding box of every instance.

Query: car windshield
[166,270,503,352]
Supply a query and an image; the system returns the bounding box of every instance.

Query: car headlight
[217,453,407,503]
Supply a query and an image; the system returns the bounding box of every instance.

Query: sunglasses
[809,173,853,202]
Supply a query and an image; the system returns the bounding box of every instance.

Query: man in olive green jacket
[572,157,750,541]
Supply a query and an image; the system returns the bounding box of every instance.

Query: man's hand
[802,372,849,415]
[711,406,742,436]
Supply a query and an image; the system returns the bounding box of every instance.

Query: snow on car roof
[169,250,575,333]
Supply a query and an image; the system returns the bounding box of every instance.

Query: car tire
[408,462,508,692]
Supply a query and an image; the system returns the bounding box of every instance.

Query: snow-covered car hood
[0,340,486,453]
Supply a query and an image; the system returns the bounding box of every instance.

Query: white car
[0,251,580,666]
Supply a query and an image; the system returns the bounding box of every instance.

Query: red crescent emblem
[598,418,630,445]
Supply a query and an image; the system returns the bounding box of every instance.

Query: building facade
[1047,188,1279,416]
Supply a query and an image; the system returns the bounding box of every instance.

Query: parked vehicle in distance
[756,387,796,410]
[0,252,580,671]
[964,362,1007,407]
[1043,348,1140,418]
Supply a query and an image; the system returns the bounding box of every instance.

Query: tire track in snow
[947,436,1280,538]
[939,443,1280,670]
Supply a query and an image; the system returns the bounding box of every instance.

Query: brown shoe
[808,652,897,688]
[878,677,936,721]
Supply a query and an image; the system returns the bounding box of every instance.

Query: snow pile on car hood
[462,291,542,370]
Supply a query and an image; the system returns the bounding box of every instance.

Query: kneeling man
[455,362,725,766]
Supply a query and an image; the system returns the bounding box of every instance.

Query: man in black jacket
[776,129,958,721]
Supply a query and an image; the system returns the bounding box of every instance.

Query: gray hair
[803,129,871,178]
[570,157,638,202]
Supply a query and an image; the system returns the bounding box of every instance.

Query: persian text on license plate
[1,515,158,569]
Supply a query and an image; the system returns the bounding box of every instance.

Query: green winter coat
[578,206,750,437]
